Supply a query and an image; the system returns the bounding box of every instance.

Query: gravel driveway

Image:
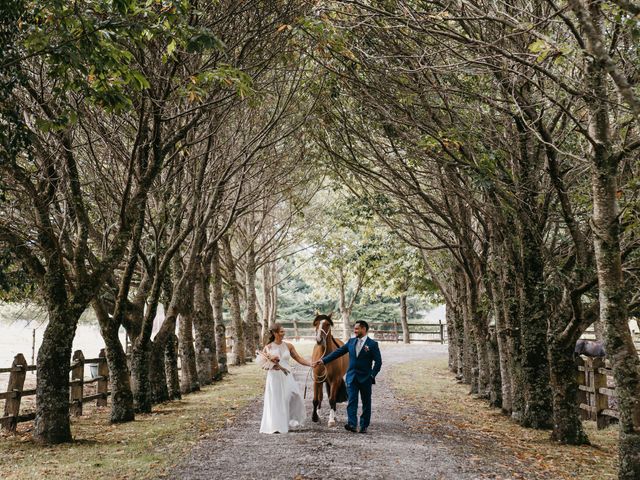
[163,343,549,480]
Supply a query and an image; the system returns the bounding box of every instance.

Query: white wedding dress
[259,342,307,433]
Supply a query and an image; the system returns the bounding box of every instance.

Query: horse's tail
[336,380,348,403]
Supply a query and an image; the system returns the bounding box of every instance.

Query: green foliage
[276,260,437,324]
[0,249,36,302]
[0,0,30,162]
[17,0,225,116]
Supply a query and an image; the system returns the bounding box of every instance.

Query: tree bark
[130,341,153,413]
[548,334,589,444]
[518,226,553,428]
[164,332,181,400]
[178,310,200,394]
[33,305,77,443]
[466,276,490,398]
[399,294,410,344]
[261,261,272,345]
[243,244,258,354]
[92,299,134,423]
[222,235,245,365]
[193,258,218,385]
[487,326,502,409]
[211,243,228,375]
[149,337,171,403]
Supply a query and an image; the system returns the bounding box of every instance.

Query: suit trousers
[346,377,372,429]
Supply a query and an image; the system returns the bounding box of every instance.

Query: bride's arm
[287,343,311,367]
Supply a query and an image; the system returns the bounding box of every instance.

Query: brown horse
[311,313,348,426]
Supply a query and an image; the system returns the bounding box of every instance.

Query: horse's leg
[323,381,336,427]
[312,382,322,423]
[328,382,337,427]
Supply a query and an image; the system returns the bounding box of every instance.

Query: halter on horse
[311,313,348,426]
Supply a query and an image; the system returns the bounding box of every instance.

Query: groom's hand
[312,359,324,367]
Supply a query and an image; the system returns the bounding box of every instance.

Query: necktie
[356,338,363,356]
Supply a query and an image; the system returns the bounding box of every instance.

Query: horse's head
[313,312,333,345]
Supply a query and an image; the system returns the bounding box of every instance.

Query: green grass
[0,363,264,480]
[391,358,619,480]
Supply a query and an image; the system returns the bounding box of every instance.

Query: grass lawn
[0,363,264,480]
[391,358,618,480]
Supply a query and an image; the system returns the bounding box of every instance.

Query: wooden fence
[368,321,447,343]
[0,349,109,432]
[277,320,447,343]
[577,355,618,429]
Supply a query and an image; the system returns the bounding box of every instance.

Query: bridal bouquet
[256,350,290,375]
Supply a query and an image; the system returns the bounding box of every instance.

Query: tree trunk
[487,326,502,409]
[92,299,135,423]
[130,341,153,413]
[33,307,77,443]
[270,261,278,325]
[149,338,171,403]
[340,308,351,341]
[575,7,640,471]
[518,231,553,429]
[589,76,640,480]
[502,265,526,423]
[164,333,181,400]
[193,259,218,385]
[446,304,456,372]
[211,243,228,375]
[466,276,490,398]
[243,245,258,355]
[100,328,133,422]
[222,235,245,365]
[461,287,474,386]
[178,311,200,393]
[399,294,410,344]
[548,336,589,444]
[338,276,352,341]
[262,261,272,344]
[493,292,512,414]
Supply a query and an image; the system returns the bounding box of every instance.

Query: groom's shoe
[359,427,367,434]
[344,423,357,433]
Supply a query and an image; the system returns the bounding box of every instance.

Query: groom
[313,320,382,434]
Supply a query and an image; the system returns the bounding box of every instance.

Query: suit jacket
[322,336,382,385]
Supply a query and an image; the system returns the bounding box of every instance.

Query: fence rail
[276,320,447,343]
[1,349,109,432]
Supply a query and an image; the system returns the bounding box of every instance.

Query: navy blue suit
[322,336,382,430]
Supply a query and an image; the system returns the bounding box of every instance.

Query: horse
[311,312,348,426]
[575,339,606,358]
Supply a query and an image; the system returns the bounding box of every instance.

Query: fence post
[439,320,444,344]
[31,329,36,368]
[293,320,299,340]
[70,350,85,416]
[97,349,109,407]
[592,357,609,429]
[576,356,589,420]
[1,353,27,432]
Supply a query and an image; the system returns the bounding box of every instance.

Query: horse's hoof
[312,415,319,423]
[328,419,336,427]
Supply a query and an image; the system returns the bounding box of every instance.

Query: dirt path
[163,344,550,480]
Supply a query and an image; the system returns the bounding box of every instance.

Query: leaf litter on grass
[0,363,265,480]
[391,358,618,480]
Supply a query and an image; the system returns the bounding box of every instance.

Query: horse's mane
[313,314,334,327]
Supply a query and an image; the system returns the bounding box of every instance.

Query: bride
[258,323,311,434]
